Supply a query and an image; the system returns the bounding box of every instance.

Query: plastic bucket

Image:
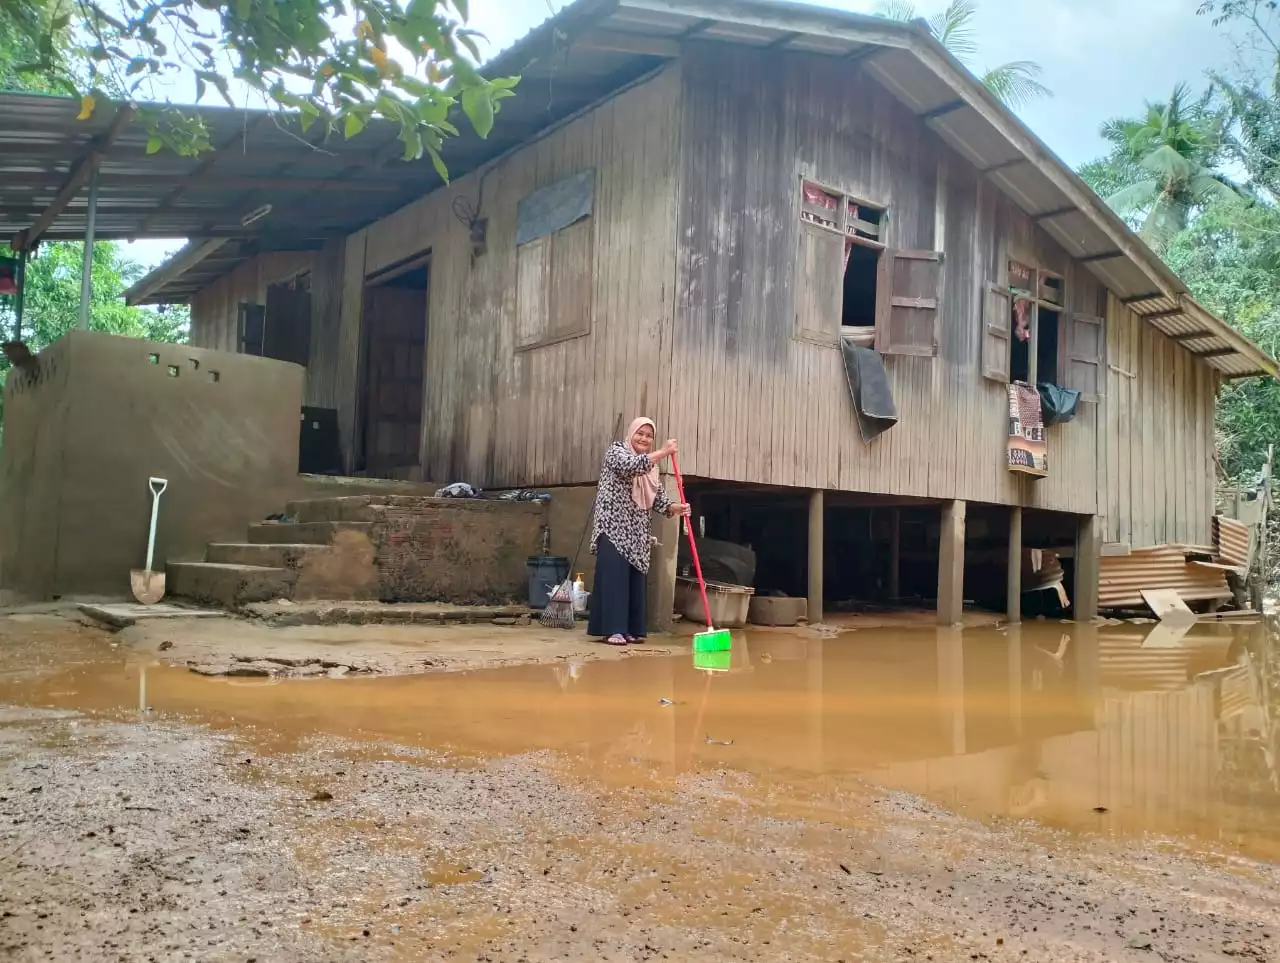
[527,555,570,610]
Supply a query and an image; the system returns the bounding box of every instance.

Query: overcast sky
[126,0,1248,269]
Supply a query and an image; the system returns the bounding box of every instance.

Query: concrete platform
[243,600,532,626]
[167,562,297,608]
[77,602,223,629]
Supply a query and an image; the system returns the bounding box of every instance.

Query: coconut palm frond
[1106,179,1162,214]
[874,0,918,22]
[981,61,1052,109]
[1141,198,1189,252]
[929,0,979,60]
[1139,143,1197,182]
[1189,172,1250,206]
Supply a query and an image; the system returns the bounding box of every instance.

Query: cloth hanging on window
[1007,381,1047,477]
[841,341,898,443]
[1038,383,1080,426]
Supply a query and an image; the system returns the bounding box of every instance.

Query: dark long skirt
[587,535,647,639]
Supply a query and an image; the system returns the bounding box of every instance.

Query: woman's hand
[666,502,691,518]
[648,439,678,465]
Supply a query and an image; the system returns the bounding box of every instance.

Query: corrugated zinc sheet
[1098,546,1231,609]
[1214,515,1254,571]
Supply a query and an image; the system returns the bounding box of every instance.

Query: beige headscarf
[624,416,662,510]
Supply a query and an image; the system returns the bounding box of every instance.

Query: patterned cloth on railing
[1007,381,1047,477]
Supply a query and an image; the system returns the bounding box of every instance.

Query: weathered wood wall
[181,45,1222,546]
[188,251,314,352]
[669,43,1217,542]
[1101,295,1216,549]
[355,65,682,486]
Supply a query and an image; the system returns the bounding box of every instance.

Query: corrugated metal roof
[7,0,1274,378]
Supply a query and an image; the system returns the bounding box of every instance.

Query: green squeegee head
[693,626,732,653]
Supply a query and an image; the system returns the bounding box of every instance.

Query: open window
[983,260,1093,393]
[793,179,941,355]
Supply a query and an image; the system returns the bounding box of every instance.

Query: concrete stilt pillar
[808,490,824,625]
[1074,514,1101,622]
[937,499,966,626]
[1007,506,1023,624]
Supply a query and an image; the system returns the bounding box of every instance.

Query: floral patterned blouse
[590,442,672,574]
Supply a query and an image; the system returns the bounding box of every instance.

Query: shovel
[130,477,169,604]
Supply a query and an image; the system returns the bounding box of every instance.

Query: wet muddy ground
[2,611,1280,961]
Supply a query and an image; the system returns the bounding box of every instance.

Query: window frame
[792,177,890,346]
[514,214,596,353]
[1003,257,1063,386]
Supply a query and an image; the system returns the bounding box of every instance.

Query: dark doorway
[358,255,429,476]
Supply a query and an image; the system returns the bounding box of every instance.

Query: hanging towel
[841,340,898,443]
[1007,381,1047,478]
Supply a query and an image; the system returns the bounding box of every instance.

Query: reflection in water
[3,618,1277,858]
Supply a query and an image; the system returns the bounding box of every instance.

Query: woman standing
[588,417,690,646]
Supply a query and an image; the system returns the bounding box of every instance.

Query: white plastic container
[572,574,589,616]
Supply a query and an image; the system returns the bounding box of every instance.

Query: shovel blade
[130,569,166,605]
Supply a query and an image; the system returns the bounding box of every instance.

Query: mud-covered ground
[2,613,1280,961]
[3,706,1278,963]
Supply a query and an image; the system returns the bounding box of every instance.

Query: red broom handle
[670,454,714,630]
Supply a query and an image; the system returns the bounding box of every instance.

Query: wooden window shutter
[548,217,593,341]
[515,236,550,349]
[982,282,1011,382]
[794,221,844,344]
[876,249,943,356]
[1065,311,1105,401]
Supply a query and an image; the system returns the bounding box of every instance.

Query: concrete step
[167,562,297,609]
[247,521,371,545]
[206,542,330,568]
[286,495,437,523]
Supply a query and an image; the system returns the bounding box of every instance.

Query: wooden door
[359,284,427,475]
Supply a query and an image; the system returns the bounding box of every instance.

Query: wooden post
[1007,506,1022,623]
[888,508,901,599]
[1074,514,1101,621]
[78,166,100,331]
[937,500,966,626]
[808,490,824,624]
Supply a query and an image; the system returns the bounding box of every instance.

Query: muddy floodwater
[2,612,1280,961]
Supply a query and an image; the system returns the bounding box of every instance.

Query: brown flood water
[3,617,1276,860]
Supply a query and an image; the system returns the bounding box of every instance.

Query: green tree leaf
[460,85,493,138]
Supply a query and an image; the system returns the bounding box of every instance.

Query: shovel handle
[144,477,167,572]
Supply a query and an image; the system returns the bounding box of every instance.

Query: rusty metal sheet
[1214,515,1254,571]
[1098,545,1231,610]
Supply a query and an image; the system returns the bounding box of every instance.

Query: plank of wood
[1140,588,1197,625]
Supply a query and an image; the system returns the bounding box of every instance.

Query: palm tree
[1099,83,1248,253]
[875,0,1051,110]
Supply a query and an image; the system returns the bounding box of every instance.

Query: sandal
[627,636,646,644]
[599,634,629,647]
